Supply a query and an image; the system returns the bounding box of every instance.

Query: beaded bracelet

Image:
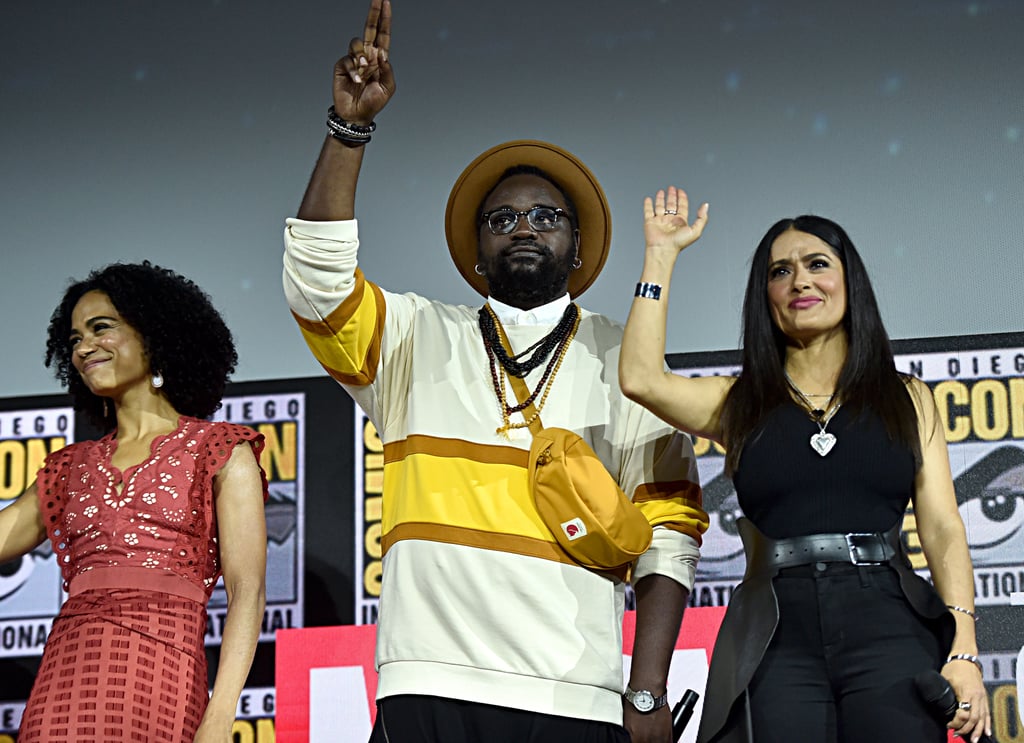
[945,653,983,673]
[327,119,373,144]
[327,105,376,145]
[635,282,662,300]
[946,604,978,621]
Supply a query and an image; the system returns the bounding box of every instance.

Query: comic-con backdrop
[2,333,1023,741]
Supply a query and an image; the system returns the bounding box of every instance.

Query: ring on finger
[957,701,972,711]
[664,209,678,215]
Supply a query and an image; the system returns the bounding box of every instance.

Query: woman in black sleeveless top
[619,188,988,743]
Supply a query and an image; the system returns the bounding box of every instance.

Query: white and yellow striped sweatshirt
[283,218,707,725]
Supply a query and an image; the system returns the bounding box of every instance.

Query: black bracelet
[327,105,376,145]
[634,282,663,300]
[328,129,372,146]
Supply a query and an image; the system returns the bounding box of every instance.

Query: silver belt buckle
[845,533,885,565]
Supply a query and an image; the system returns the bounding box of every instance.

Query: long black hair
[45,261,237,431]
[720,216,920,474]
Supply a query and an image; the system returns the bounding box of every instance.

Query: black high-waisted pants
[747,561,947,742]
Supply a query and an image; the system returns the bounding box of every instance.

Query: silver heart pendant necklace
[785,372,840,457]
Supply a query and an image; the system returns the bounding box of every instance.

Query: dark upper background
[3,0,1022,397]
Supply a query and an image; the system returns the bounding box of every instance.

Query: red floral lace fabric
[35,416,268,597]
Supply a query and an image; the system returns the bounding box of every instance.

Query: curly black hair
[45,261,237,431]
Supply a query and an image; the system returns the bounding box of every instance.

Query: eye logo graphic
[953,445,1024,568]
[561,518,587,541]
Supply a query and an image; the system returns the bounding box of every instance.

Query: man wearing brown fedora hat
[282,2,707,742]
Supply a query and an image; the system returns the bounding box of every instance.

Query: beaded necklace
[478,303,579,377]
[478,303,581,436]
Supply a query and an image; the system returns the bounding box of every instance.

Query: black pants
[747,562,946,742]
[368,694,631,743]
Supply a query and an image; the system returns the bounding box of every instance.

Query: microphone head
[678,689,699,711]
[672,689,701,741]
[914,670,958,720]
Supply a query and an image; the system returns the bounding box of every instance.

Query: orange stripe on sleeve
[291,270,386,386]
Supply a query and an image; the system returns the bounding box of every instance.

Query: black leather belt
[742,523,900,579]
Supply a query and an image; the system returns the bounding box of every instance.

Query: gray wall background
[3,0,1022,398]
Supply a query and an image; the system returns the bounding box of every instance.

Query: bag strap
[488,311,545,436]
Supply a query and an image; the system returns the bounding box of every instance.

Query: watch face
[632,690,655,712]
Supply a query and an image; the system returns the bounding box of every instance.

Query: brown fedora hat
[444,140,611,299]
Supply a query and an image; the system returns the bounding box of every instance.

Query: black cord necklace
[478,303,581,435]
[478,303,579,378]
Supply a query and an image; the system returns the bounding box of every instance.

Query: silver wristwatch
[623,686,669,713]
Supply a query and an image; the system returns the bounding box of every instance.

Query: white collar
[486,294,572,326]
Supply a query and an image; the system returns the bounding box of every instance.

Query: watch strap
[623,686,669,713]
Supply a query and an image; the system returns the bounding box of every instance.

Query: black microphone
[671,689,700,742]
[913,670,993,743]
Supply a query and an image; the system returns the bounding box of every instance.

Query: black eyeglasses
[480,206,570,235]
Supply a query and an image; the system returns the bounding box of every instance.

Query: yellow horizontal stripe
[631,479,709,545]
[381,453,549,540]
[636,496,709,547]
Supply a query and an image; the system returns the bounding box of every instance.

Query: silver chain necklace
[785,372,841,457]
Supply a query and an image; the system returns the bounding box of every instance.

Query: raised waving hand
[643,185,709,255]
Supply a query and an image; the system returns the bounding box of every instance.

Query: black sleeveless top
[733,403,915,539]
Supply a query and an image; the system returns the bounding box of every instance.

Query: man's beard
[483,247,573,308]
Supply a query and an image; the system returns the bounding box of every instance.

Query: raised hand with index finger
[333,0,395,126]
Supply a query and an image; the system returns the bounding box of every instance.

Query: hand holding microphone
[914,670,993,743]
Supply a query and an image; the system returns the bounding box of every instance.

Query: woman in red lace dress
[0,262,269,743]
